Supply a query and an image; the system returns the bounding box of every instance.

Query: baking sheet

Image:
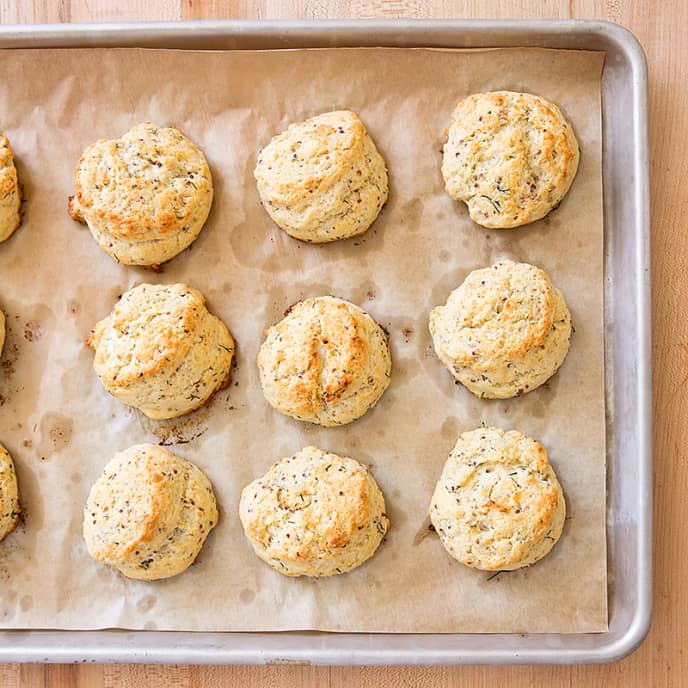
[0,46,606,633]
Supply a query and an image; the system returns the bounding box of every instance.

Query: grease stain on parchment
[36,413,74,460]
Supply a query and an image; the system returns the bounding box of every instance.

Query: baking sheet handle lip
[621,14,653,664]
[629,24,653,665]
[595,15,653,665]
[0,18,651,51]
[0,628,656,666]
[599,14,653,665]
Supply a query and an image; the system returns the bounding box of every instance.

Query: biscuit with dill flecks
[0,443,20,543]
[429,259,571,399]
[87,283,234,420]
[69,122,213,266]
[239,446,390,577]
[441,91,579,228]
[257,296,391,426]
[0,135,21,243]
[429,427,565,571]
[83,444,218,581]
[254,110,388,242]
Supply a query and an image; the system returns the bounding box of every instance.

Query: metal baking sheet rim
[0,19,651,666]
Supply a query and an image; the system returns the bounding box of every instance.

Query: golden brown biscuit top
[73,122,212,241]
[255,110,366,207]
[260,296,372,417]
[436,260,554,365]
[0,135,18,200]
[85,444,186,562]
[442,91,578,227]
[0,135,13,164]
[0,442,14,502]
[88,283,205,387]
[243,446,381,561]
[0,442,20,540]
[431,427,562,570]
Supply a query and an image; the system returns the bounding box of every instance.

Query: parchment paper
[0,47,607,633]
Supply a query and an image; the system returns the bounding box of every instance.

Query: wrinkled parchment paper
[0,47,606,633]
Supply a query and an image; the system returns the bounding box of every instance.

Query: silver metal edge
[0,18,652,665]
[594,19,653,664]
[0,18,660,50]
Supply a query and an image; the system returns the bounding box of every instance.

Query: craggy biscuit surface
[0,135,21,243]
[83,444,218,581]
[442,91,579,228]
[429,260,571,398]
[430,427,565,571]
[88,283,234,420]
[240,446,390,577]
[69,122,213,266]
[257,296,391,426]
[0,443,20,543]
[254,110,388,242]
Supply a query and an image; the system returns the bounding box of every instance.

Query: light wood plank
[19,664,45,687]
[70,1,181,22]
[0,0,180,23]
[0,663,20,688]
[103,664,191,687]
[0,0,66,22]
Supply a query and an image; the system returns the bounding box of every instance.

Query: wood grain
[0,0,682,686]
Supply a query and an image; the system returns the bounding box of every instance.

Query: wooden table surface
[0,1,681,686]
